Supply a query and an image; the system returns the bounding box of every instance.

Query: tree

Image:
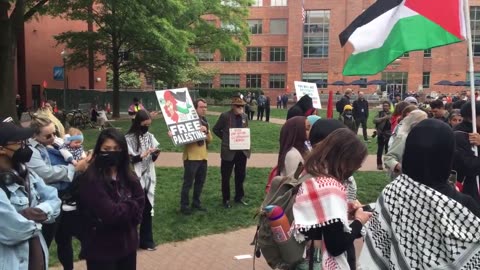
[52,0,251,118]
[0,0,50,121]
[106,70,142,90]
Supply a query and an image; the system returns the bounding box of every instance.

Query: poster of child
[156,88,206,146]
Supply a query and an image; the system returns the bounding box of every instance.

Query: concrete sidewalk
[156,152,381,171]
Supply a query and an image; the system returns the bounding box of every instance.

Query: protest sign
[294,81,322,109]
[229,128,251,150]
[156,88,207,146]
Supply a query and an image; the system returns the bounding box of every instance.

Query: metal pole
[464,0,479,189]
[63,57,67,111]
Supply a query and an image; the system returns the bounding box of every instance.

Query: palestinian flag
[339,0,466,76]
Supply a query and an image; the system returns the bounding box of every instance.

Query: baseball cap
[0,121,34,146]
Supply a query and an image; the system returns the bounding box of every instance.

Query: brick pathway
[53,227,270,270]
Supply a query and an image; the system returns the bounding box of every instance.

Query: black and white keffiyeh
[359,174,480,269]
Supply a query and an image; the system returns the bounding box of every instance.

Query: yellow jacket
[182,130,213,161]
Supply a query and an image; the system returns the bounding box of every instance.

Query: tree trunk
[0,3,18,121]
[112,62,120,118]
[87,2,94,89]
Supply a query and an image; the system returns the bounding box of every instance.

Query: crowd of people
[4,87,480,270]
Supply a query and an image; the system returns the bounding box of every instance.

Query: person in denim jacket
[0,120,61,270]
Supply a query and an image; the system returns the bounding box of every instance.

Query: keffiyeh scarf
[360,174,480,269]
[293,176,351,270]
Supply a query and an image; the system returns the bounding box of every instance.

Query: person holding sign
[179,99,212,215]
[213,96,251,209]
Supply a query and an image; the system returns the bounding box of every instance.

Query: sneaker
[180,208,192,215]
[371,131,377,138]
[235,199,248,206]
[192,205,207,212]
[139,246,157,251]
[377,165,384,170]
[223,201,232,209]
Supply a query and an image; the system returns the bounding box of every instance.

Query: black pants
[265,107,270,122]
[221,152,247,203]
[181,160,207,209]
[276,102,281,109]
[355,118,368,141]
[377,135,390,165]
[257,106,265,121]
[139,193,154,249]
[249,111,255,120]
[41,221,58,248]
[42,210,81,270]
[86,252,136,270]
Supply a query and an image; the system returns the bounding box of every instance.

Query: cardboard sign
[156,88,207,146]
[229,128,251,150]
[294,81,322,109]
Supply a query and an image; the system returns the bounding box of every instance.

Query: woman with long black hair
[125,110,160,251]
[78,128,144,270]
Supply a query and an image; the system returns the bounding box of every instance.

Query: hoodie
[286,95,314,120]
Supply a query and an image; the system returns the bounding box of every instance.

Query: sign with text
[156,88,206,146]
[294,81,322,109]
[229,128,251,150]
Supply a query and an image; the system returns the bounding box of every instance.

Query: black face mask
[12,146,33,164]
[140,126,149,134]
[96,151,122,168]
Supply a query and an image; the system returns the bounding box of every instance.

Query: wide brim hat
[231,96,246,106]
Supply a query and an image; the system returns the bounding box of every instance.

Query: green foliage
[106,70,142,89]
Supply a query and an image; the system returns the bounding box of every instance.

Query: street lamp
[61,49,68,111]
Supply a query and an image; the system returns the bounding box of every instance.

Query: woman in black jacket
[78,128,145,270]
[453,101,480,204]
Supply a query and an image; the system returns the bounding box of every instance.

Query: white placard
[156,88,207,146]
[229,128,251,150]
[234,254,253,260]
[294,81,322,109]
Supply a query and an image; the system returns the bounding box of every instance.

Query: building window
[195,79,213,89]
[471,7,480,56]
[269,74,286,88]
[271,0,287,6]
[303,10,330,58]
[270,47,286,62]
[246,74,262,88]
[381,72,408,97]
[220,74,240,88]
[221,22,238,32]
[248,20,263,34]
[422,72,430,88]
[270,19,287,34]
[247,47,262,62]
[251,0,263,6]
[302,73,327,88]
[401,52,409,57]
[424,49,431,58]
[221,54,240,62]
[193,48,214,62]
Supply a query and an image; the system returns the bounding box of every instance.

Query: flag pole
[301,0,305,77]
[464,0,479,190]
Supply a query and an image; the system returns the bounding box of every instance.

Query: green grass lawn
[81,115,281,153]
[49,169,389,266]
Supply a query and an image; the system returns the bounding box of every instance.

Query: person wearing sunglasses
[213,96,251,209]
[0,119,61,270]
[25,115,89,270]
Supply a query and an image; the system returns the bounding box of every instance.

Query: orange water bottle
[265,205,291,243]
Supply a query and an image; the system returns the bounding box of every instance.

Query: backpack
[253,164,311,270]
[258,95,267,107]
[335,98,344,113]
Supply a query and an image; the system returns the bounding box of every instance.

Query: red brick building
[199,0,480,98]
[22,16,107,108]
